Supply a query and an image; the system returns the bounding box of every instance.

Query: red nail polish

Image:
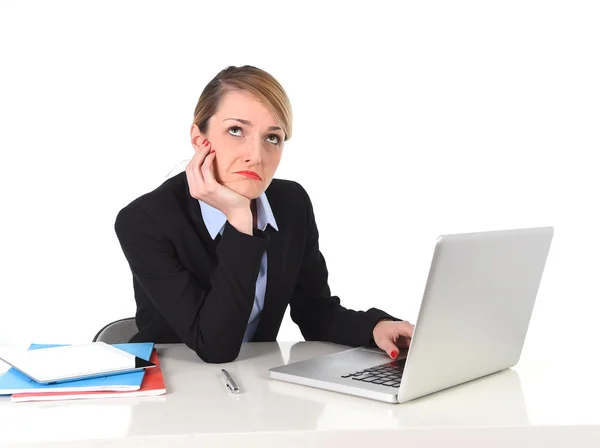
[210,149,215,154]
[201,138,206,145]
[391,350,398,359]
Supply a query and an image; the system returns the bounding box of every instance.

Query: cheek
[263,152,282,173]
[262,151,281,167]
[213,155,228,182]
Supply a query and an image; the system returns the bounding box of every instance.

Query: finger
[200,143,217,186]
[396,322,415,339]
[193,138,212,156]
[185,151,207,200]
[377,337,400,360]
[186,150,205,185]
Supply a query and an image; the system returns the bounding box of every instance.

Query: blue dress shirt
[199,194,278,342]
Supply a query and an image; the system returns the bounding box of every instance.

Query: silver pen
[221,369,240,394]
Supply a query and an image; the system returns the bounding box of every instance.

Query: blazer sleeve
[289,185,400,347]
[114,205,268,363]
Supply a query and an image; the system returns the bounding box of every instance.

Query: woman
[115,65,414,364]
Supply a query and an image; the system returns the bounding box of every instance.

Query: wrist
[374,318,393,327]
[372,318,394,341]
[373,319,388,334]
[226,209,252,235]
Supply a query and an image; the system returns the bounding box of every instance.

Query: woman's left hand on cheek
[372,320,415,359]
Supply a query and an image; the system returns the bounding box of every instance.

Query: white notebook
[0,342,155,384]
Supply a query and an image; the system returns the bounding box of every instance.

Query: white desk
[1,342,599,447]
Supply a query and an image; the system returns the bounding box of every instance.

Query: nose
[243,137,262,165]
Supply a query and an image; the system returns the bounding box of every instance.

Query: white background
[0,0,598,364]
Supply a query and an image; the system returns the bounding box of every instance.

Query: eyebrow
[222,118,283,132]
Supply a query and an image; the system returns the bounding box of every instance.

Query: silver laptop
[269,226,554,404]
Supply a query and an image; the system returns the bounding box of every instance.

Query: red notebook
[11,349,166,403]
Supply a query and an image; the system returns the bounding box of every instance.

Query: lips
[234,170,262,181]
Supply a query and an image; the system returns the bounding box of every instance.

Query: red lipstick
[234,170,262,181]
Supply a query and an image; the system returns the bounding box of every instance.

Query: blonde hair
[193,65,292,141]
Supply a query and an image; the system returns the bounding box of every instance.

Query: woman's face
[191,89,285,200]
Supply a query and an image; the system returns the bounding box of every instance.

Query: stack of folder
[0,343,166,403]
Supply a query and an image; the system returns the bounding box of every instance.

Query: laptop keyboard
[341,359,406,388]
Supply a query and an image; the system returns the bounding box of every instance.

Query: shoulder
[265,178,316,216]
[264,179,318,229]
[115,172,189,234]
[265,178,312,204]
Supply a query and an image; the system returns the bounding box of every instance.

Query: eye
[228,126,281,145]
[266,134,281,145]
[228,126,243,136]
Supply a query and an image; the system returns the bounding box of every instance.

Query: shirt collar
[199,193,279,240]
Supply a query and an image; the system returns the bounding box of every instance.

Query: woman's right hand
[186,139,253,235]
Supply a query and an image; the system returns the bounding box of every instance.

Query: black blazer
[114,172,398,363]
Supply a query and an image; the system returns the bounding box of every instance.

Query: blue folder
[0,342,154,395]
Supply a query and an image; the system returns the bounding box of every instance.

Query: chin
[228,183,265,200]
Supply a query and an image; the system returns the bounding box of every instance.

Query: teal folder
[0,342,154,395]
